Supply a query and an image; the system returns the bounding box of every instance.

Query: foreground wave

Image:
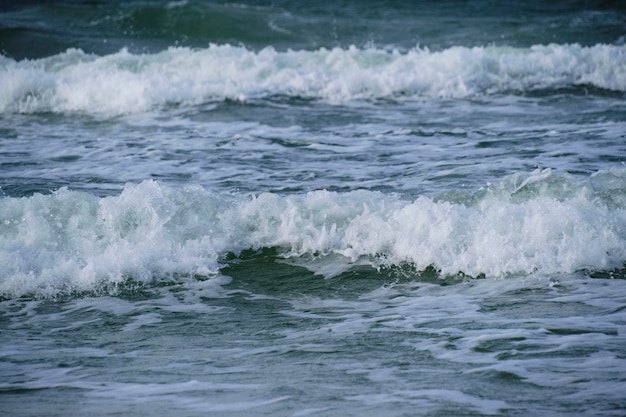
[1,169,625,298]
[1,43,624,115]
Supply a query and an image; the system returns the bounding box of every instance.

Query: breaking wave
[1,43,624,116]
[1,169,625,298]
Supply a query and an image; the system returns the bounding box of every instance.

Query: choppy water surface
[1,1,626,416]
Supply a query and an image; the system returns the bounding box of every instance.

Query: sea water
[1,1,626,416]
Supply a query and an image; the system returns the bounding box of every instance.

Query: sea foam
[1,169,625,298]
[0,43,624,115]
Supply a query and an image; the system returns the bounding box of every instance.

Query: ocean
[1,1,626,416]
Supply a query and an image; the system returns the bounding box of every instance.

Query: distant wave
[1,169,625,298]
[0,43,624,116]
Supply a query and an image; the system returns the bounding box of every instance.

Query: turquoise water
[1,1,626,415]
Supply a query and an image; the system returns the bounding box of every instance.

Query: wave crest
[1,169,625,298]
[1,43,624,115]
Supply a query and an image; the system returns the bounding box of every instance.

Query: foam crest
[1,43,624,115]
[0,181,229,298]
[2,170,626,298]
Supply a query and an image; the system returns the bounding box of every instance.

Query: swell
[2,0,624,60]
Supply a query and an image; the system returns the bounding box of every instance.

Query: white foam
[0,181,228,298]
[1,43,624,115]
[1,169,625,298]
